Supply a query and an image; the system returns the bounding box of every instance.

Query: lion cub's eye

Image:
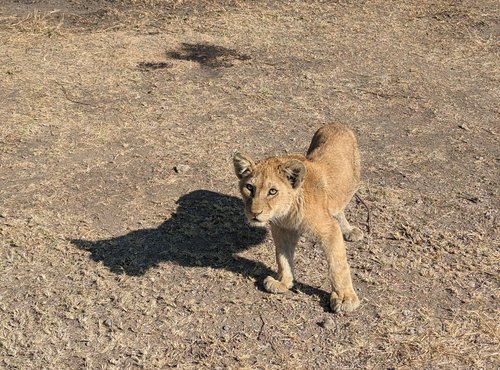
[245,184,254,192]
[268,188,278,196]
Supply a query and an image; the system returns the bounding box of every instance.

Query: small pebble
[320,317,336,330]
[174,164,191,174]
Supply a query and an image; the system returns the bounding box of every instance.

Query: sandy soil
[0,1,498,369]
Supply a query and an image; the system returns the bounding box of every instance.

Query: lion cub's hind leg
[334,210,364,242]
[264,225,299,294]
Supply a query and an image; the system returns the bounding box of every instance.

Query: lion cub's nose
[251,210,263,219]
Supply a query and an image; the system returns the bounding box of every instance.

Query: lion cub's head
[233,153,306,227]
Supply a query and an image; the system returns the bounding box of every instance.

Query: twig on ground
[355,193,372,234]
[55,81,95,106]
[257,313,265,340]
[356,88,424,100]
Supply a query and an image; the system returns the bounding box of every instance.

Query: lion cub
[233,123,363,313]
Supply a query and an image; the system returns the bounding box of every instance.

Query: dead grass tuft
[3,9,64,35]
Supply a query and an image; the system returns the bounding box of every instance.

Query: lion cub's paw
[330,291,360,313]
[344,227,364,242]
[263,276,291,294]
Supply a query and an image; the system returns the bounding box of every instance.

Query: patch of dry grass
[1,9,64,34]
[0,0,498,368]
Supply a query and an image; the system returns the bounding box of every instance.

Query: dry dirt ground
[0,1,499,369]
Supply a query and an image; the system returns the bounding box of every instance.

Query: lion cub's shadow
[72,190,328,306]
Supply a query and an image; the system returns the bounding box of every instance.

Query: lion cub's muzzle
[245,208,268,227]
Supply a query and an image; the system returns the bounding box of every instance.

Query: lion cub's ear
[233,152,255,179]
[280,160,306,189]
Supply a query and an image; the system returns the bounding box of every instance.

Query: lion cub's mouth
[245,214,268,227]
[248,219,267,227]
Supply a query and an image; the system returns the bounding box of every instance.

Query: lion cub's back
[306,123,360,186]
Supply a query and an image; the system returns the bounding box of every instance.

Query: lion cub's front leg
[314,219,360,313]
[264,224,299,294]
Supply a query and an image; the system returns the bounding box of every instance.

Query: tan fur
[233,123,363,313]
